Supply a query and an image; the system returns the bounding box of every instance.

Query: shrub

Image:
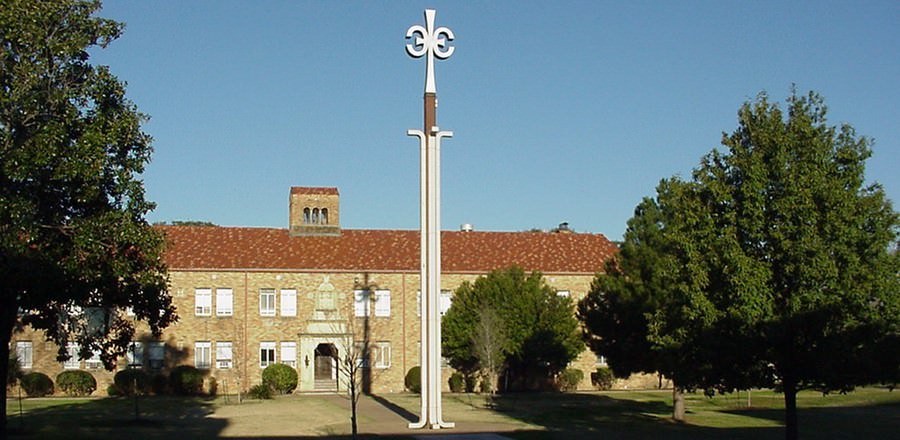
[248,383,273,399]
[479,378,491,394]
[558,368,584,392]
[20,372,54,397]
[107,384,120,397]
[261,364,297,394]
[208,376,218,396]
[405,366,421,393]
[170,365,204,396]
[465,374,477,393]
[7,355,22,386]
[56,370,97,396]
[114,369,151,396]
[590,367,615,391]
[448,372,465,393]
[151,373,168,395]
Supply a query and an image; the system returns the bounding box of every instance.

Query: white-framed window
[354,290,370,317]
[280,342,297,367]
[373,342,391,369]
[260,342,276,368]
[216,288,233,316]
[127,341,144,368]
[440,290,453,316]
[86,350,103,370]
[374,290,391,317]
[260,288,276,316]
[195,342,211,369]
[595,355,608,366]
[15,341,33,369]
[63,343,80,369]
[149,342,165,369]
[281,289,297,317]
[556,290,570,298]
[195,288,212,316]
[216,341,233,369]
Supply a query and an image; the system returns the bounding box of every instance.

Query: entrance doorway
[314,343,337,391]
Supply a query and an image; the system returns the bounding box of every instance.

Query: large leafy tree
[443,267,584,391]
[1,0,176,430]
[579,90,899,439]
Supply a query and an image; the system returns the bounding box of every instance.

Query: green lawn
[5,387,900,439]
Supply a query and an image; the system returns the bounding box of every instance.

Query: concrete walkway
[321,394,524,439]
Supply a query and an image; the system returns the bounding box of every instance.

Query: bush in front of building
[151,373,169,395]
[591,367,616,391]
[169,365,204,396]
[7,355,22,387]
[465,374,478,393]
[56,370,97,396]
[405,366,421,393]
[448,372,465,393]
[20,372,54,397]
[262,364,297,394]
[248,383,273,399]
[114,369,151,396]
[557,368,583,392]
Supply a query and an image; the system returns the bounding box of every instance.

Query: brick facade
[10,187,628,396]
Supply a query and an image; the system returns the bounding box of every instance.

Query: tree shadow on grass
[6,396,226,440]
[485,392,784,440]
[721,401,900,439]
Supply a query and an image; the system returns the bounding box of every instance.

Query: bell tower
[289,187,341,236]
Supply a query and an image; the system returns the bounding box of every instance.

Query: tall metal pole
[406,8,454,430]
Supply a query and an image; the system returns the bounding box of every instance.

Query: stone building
[11,186,624,395]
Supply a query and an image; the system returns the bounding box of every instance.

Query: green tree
[579,90,900,439]
[0,0,176,430]
[443,267,584,391]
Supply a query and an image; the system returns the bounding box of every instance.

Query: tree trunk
[1,297,17,434]
[350,375,358,440]
[672,386,686,422]
[783,379,799,440]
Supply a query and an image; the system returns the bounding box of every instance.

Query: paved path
[322,394,522,439]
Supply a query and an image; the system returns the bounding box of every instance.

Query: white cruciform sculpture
[406,9,455,94]
[406,9,455,431]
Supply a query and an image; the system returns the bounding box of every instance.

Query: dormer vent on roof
[289,186,341,237]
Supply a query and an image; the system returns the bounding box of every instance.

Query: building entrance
[314,343,337,391]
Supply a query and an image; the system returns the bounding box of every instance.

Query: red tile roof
[290,187,339,195]
[159,226,617,274]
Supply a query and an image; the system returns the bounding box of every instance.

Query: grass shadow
[6,396,226,440]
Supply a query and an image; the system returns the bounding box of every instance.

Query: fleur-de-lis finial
[406,9,454,94]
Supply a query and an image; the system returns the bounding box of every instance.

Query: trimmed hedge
[591,367,616,391]
[262,363,297,394]
[21,372,54,397]
[448,372,465,393]
[114,369,151,396]
[56,370,97,396]
[7,356,22,386]
[405,366,421,393]
[558,368,583,392]
[170,365,204,396]
[248,383,273,399]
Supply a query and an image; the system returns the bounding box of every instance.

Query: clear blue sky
[92,1,899,241]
